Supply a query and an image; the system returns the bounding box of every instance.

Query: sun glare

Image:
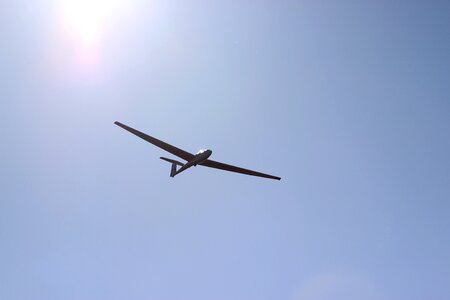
[52,0,133,76]
[59,0,127,46]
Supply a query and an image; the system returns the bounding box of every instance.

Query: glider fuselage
[174,149,212,176]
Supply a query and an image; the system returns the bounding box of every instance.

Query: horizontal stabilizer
[160,157,184,166]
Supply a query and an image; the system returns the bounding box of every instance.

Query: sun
[58,0,128,46]
[52,0,132,74]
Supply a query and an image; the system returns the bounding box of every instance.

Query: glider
[114,121,281,180]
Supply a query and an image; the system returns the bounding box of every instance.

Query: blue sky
[1,1,449,299]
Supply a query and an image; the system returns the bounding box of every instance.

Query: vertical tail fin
[170,163,177,177]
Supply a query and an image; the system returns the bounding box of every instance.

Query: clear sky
[1,1,449,299]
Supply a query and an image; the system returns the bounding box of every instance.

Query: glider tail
[160,157,184,178]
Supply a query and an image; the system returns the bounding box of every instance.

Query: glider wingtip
[114,121,126,128]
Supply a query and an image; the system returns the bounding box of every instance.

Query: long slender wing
[114,121,194,161]
[200,159,281,180]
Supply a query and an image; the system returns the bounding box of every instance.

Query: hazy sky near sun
[1,1,450,300]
